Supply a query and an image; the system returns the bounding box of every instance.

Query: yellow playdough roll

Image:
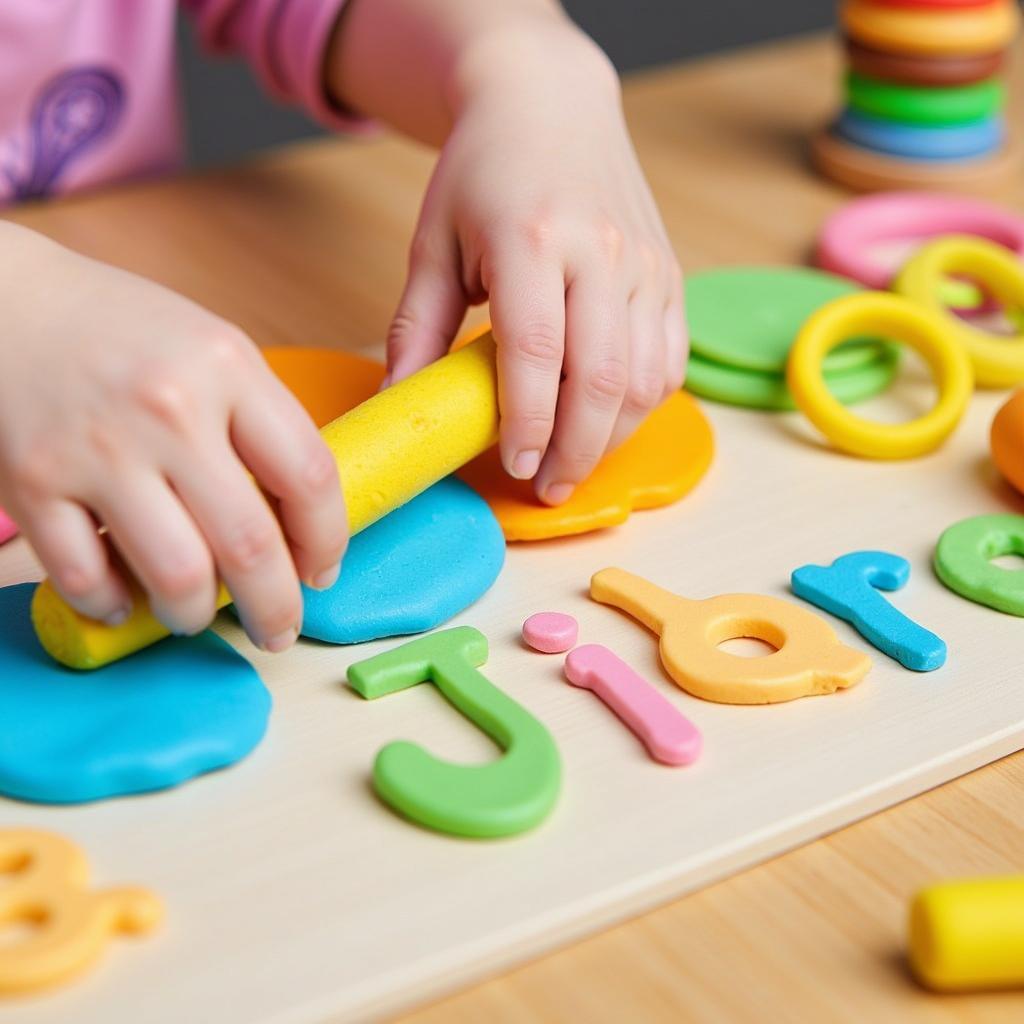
[909,876,1024,991]
[32,332,500,670]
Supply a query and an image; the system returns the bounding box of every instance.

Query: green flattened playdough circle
[687,267,888,374]
[685,347,900,411]
[847,72,1005,128]
[934,514,1024,616]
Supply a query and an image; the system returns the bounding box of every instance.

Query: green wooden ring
[846,71,1005,126]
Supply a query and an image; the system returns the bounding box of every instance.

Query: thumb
[384,253,468,387]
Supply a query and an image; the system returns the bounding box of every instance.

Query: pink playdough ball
[522,612,579,654]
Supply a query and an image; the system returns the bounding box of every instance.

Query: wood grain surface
[2,31,1024,1024]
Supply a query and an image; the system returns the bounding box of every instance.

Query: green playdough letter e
[347,627,562,838]
[935,514,1024,616]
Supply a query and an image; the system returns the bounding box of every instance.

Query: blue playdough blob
[298,477,505,644]
[0,583,270,804]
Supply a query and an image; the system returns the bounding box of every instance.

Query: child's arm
[326,0,686,504]
[0,222,347,649]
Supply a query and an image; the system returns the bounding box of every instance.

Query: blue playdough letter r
[792,551,946,672]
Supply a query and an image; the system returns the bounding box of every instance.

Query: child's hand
[384,30,686,505]
[0,224,347,649]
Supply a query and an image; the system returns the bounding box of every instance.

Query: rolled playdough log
[31,332,500,670]
[910,875,1024,991]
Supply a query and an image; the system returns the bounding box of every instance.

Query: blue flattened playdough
[297,477,505,644]
[792,551,946,672]
[0,583,270,804]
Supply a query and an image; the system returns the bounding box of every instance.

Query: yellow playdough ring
[895,236,1024,388]
[786,292,973,459]
[841,0,1020,57]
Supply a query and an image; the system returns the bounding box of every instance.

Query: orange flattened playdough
[991,388,1024,497]
[261,346,385,426]
[458,396,714,540]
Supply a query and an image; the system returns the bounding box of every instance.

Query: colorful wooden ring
[786,292,973,459]
[836,110,1004,161]
[811,128,1021,192]
[845,37,1007,87]
[841,1,1021,57]
[815,192,1024,291]
[846,72,1004,127]
[895,236,1024,387]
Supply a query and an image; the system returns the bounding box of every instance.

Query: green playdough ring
[687,267,887,374]
[847,72,1005,128]
[934,514,1024,616]
[685,347,900,412]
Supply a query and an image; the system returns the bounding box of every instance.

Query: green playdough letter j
[347,627,562,838]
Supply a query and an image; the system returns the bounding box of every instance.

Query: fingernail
[104,605,132,627]
[510,449,541,480]
[312,563,340,590]
[378,373,392,392]
[264,627,298,653]
[543,482,574,505]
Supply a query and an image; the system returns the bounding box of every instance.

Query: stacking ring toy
[836,110,1004,161]
[811,128,1021,192]
[880,0,1007,8]
[896,236,1024,387]
[686,349,899,411]
[786,292,973,459]
[846,73,1004,126]
[841,1,1021,57]
[815,192,1024,291]
[845,38,1006,87]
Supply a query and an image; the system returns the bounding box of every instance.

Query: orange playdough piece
[451,323,715,541]
[261,346,385,426]
[991,388,1024,496]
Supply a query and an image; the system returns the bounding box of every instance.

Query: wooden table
[3,32,1024,1023]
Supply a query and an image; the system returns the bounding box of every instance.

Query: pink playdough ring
[0,508,17,545]
[815,192,1024,292]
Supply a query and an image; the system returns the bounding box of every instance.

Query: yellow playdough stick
[910,876,1024,992]
[32,332,500,670]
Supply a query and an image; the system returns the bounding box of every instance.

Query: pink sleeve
[182,0,369,129]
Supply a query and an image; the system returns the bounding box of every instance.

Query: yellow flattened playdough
[910,875,1024,992]
[590,568,871,704]
[32,334,500,669]
[0,829,161,994]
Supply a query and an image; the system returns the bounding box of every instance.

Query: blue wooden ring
[835,109,1004,161]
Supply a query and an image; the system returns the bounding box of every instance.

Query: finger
[20,498,132,625]
[665,272,688,394]
[169,443,302,653]
[489,255,566,480]
[385,241,467,386]
[608,286,667,452]
[93,474,218,638]
[231,381,348,591]
[535,269,629,505]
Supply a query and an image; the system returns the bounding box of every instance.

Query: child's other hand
[385,28,686,505]
[0,225,347,650]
